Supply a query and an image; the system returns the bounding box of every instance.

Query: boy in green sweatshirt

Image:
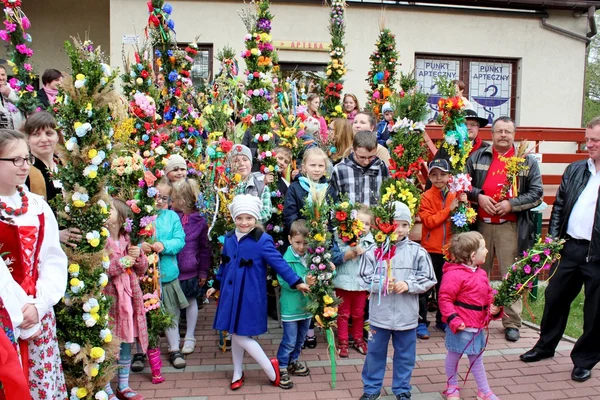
[277,219,315,389]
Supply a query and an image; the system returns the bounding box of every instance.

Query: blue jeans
[277,318,311,368]
[362,325,416,396]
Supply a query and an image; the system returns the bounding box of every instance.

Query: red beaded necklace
[0,186,29,216]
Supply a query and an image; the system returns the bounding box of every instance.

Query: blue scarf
[298,176,328,205]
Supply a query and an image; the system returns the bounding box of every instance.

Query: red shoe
[230,373,244,390]
[338,340,349,358]
[269,358,281,386]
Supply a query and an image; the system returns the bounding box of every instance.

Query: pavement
[127,303,598,400]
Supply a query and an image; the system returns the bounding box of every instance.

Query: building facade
[9,0,599,128]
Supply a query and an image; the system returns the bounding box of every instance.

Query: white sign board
[469,61,512,126]
[122,35,139,45]
[415,58,461,123]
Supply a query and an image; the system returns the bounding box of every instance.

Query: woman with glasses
[23,111,83,248]
[0,129,69,399]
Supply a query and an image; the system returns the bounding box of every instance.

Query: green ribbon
[325,328,337,388]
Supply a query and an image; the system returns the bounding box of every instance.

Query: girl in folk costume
[0,257,40,400]
[104,198,148,400]
[206,194,310,391]
[0,129,68,400]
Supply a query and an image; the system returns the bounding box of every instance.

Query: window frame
[415,53,518,121]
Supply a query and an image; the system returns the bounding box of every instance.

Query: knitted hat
[229,144,253,163]
[382,102,393,114]
[392,201,412,223]
[165,154,187,174]
[303,117,320,135]
[228,194,263,221]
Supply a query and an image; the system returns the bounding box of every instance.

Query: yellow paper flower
[76,387,88,398]
[90,347,105,360]
[75,73,86,81]
[70,278,81,287]
[100,227,109,237]
[104,332,113,343]
[73,200,85,208]
[89,238,100,247]
[88,149,98,159]
[68,264,80,274]
[73,121,82,130]
[375,231,386,243]
[323,295,334,305]
[136,77,143,85]
[314,233,325,242]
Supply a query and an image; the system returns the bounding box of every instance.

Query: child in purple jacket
[172,179,211,355]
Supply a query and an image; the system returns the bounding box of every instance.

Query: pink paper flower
[8,77,20,89]
[0,30,8,41]
[3,21,16,33]
[21,16,30,30]
[523,264,531,274]
[23,63,32,71]
[25,84,34,92]
[531,254,541,263]
[16,44,33,56]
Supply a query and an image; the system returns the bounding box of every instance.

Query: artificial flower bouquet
[387,118,428,180]
[330,197,364,248]
[448,173,477,233]
[493,236,565,307]
[496,140,531,201]
[300,181,340,386]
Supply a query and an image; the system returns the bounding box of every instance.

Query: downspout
[540,6,596,44]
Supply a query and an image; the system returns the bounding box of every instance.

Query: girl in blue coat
[207,194,310,391]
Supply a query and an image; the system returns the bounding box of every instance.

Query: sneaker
[435,322,448,331]
[359,394,381,400]
[338,340,349,358]
[288,360,310,376]
[304,335,317,349]
[396,393,412,399]
[353,338,368,355]
[169,351,186,369]
[416,323,430,339]
[278,368,294,389]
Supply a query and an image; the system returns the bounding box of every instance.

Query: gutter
[541,5,597,44]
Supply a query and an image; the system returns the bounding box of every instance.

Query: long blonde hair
[172,179,200,213]
[330,118,353,162]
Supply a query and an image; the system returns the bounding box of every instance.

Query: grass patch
[521,284,584,339]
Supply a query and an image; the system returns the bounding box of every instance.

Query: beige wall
[0,0,110,80]
[106,1,587,128]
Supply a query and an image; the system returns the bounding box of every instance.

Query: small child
[171,179,211,355]
[439,231,503,400]
[332,205,376,357]
[165,154,188,183]
[141,178,187,369]
[296,117,320,165]
[277,219,315,389]
[104,198,149,400]
[207,195,310,391]
[359,202,437,400]
[284,147,331,231]
[274,145,294,190]
[418,159,468,338]
[283,147,332,348]
[376,102,394,148]
[229,144,272,224]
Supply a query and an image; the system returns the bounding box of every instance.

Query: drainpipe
[541,5,597,44]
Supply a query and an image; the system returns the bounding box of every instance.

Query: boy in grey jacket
[358,202,437,400]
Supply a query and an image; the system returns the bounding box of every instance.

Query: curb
[522,320,578,344]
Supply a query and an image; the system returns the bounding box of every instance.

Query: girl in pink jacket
[439,232,503,400]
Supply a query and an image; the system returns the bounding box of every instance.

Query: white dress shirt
[566,158,600,241]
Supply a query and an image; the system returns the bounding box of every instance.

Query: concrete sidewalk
[127,304,597,400]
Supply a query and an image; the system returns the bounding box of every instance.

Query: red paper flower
[335,211,348,221]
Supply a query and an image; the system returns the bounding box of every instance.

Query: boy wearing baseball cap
[417,159,468,338]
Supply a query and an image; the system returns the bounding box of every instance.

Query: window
[415,54,518,124]
[183,43,213,87]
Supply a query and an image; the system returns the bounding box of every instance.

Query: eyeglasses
[156,195,171,203]
[0,154,35,167]
[493,130,515,135]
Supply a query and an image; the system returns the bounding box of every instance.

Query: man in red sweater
[466,116,543,342]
